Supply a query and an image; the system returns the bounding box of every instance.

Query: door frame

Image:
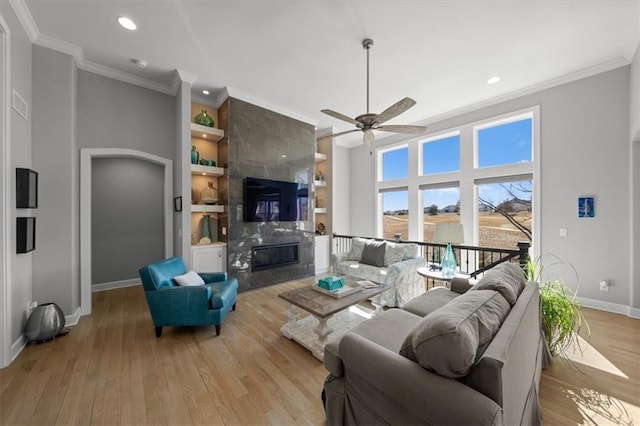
[79,148,172,315]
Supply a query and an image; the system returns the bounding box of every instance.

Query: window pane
[381,147,408,181]
[382,190,408,240]
[477,180,532,249]
[422,187,460,242]
[422,135,460,175]
[477,118,532,168]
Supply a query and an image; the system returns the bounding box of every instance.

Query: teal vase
[441,243,457,278]
[191,146,199,165]
[201,214,212,240]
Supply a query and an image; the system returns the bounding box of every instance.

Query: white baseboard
[10,335,26,363]
[92,278,140,293]
[65,306,82,327]
[578,296,638,318]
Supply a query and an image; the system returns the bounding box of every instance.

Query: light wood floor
[1,278,638,425]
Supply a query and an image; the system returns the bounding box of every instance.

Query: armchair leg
[215,324,221,336]
[155,327,162,338]
[233,303,237,311]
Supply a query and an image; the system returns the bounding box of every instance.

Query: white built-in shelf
[191,164,225,177]
[314,180,327,188]
[314,208,327,214]
[315,152,327,162]
[191,204,225,213]
[190,123,224,141]
[192,241,227,249]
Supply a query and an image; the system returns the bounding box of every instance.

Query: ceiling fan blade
[373,97,417,125]
[327,128,361,138]
[321,109,361,126]
[377,125,427,134]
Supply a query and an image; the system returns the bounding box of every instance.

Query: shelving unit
[188,101,228,272]
[314,135,332,274]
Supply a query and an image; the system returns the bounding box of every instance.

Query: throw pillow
[384,242,405,266]
[469,262,525,305]
[346,238,367,261]
[399,289,510,378]
[360,240,387,267]
[173,270,205,286]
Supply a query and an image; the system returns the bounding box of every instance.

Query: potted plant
[526,254,590,358]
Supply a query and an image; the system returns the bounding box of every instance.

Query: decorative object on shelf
[200,213,212,244]
[199,159,216,166]
[317,222,326,235]
[24,302,68,344]
[173,196,182,212]
[316,170,325,182]
[191,146,199,165]
[200,181,218,205]
[316,198,324,208]
[198,237,212,245]
[394,232,402,242]
[441,243,457,279]
[194,109,214,127]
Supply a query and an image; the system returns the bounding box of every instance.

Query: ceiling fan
[321,38,427,146]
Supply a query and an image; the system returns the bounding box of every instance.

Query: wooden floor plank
[1,279,638,425]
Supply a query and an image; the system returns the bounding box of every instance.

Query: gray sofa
[332,237,426,307]
[323,262,545,425]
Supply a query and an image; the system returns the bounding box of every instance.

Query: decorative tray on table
[311,280,362,298]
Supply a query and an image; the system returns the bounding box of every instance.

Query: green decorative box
[318,276,344,291]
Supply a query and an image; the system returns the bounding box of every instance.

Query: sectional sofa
[322,262,545,425]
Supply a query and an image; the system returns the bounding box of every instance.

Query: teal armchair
[138,256,238,337]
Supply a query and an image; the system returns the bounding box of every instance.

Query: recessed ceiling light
[117,16,137,31]
[487,76,501,84]
[202,90,210,95]
[281,154,287,158]
[202,134,207,138]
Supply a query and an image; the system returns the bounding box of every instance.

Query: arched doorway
[80,148,172,316]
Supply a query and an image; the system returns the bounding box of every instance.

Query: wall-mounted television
[16,217,36,253]
[16,168,38,208]
[244,177,308,222]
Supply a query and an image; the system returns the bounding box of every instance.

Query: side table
[417,266,470,288]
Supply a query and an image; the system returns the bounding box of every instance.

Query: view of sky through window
[382,118,532,213]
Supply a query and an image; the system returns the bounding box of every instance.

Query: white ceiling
[19,0,640,146]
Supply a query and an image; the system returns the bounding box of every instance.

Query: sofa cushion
[361,240,386,267]
[334,260,388,283]
[401,243,418,260]
[347,237,367,261]
[399,289,511,378]
[402,286,459,317]
[384,242,405,266]
[470,262,525,305]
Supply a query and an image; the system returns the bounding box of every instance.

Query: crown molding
[417,57,631,128]
[10,0,177,96]
[213,87,229,109]
[8,0,37,42]
[176,68,197,85]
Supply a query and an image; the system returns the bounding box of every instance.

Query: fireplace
[252,242,300,271]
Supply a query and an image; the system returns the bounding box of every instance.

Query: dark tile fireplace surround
[223,98,316,292]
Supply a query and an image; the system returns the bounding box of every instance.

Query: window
[382,190,409,240]
[380,146,408,181]
[375,107,538,253]
[422,186,460,242]
[476,117,532,168]
[422,134,460,175]
[477,179,532,249]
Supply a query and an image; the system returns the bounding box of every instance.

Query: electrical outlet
[599,280,609,291]
[559,228,567,237]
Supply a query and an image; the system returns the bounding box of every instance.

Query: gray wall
[78,71,176,159]
[32,45,78,315]
[92,158,164,284]
[631,44,640,311]
[0,3,33,344]
[332,143,350,234]
[349,66,632,307]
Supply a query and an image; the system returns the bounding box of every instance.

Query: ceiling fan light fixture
[363,129,374,146]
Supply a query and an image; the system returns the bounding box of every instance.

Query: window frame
[374,106,540,257]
